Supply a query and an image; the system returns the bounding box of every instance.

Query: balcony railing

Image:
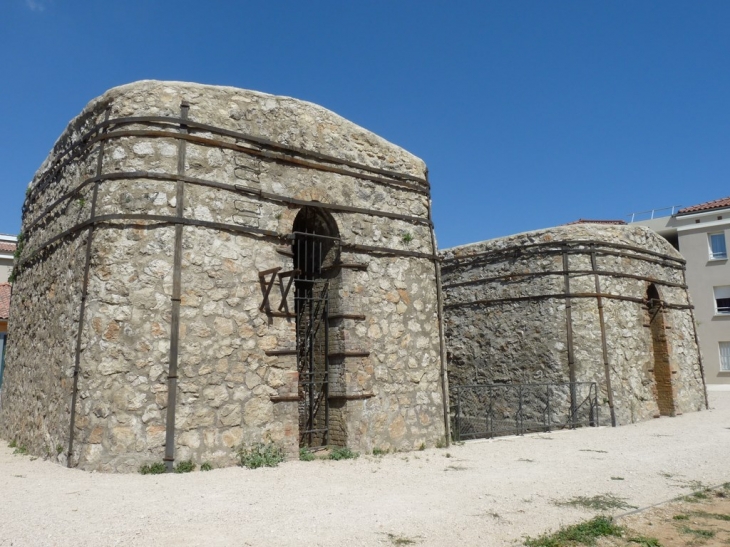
[627,206,682,223]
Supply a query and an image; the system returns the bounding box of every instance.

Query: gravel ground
[0,392,728,547]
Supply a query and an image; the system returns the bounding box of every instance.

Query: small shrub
[237,442,285,469]
[8,440,17,448]
[418,443,426,451]
[673,514,689,520]
[524,516,623,547]
[139,462,166,475]
[56,445,64,454]
[13,446,28,455]
[299,447,315,461]
[372,447,389,456]
[174,460,195,473]
[435,437,447,449]
[200,462,213,472]
[401,232,413,244]
[328,447,359,461]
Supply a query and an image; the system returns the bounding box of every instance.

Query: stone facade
[0,81,447,472]
[441,224,707,432]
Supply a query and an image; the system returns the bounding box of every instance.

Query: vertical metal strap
[562,247,577,425]
[682,268,709,410]
[164,102,189,472]
[590,248,616,426]
[425,172,451,446]
[67,109,110,466]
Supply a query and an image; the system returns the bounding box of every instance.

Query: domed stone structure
[441,223,707,436]
[0,81,448,471]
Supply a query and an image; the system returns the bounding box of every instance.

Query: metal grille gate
[452,382,599,441]
[292,231,339,447]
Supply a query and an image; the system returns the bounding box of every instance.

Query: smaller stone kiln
[441,223,707,435]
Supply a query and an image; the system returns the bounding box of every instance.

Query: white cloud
[25,0,46,11]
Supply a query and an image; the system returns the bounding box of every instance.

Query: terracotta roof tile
[0,242,16,253]
[678,196,730,215]
[0,283,10,320]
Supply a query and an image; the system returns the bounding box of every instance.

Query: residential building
[631,197,730,386]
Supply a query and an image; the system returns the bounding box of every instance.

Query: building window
[709,232,727,259]
[714,286,730,315]
[720,342,730,372]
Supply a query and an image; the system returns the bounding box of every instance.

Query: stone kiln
[441,224,707,434]
[0,81,448,471]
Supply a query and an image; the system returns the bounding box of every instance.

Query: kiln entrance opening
[292,207,341,447]
[646,284,675,416]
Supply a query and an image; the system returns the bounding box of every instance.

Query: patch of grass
[610,477,624,481]
[200,462,213,472]
[174,460,195,473]
[13,445,28,455]
[680,526,715,539]
[401,232,413,245]
[435,437,447,449]
[8,440,17,448]
[237,442,286,469]
[627,536,661,547]
[299,447,315,461]
[139,462,166,475]
[691,510,730,521]
[56,444,64,454]
[683,490,711,502]
[328,447,359,461]
[372,447,389,456]
[558,494,636,511]
[386,532,416,545]
[524,516,623,547]
[673,514,689,521]
[418,443,426,451]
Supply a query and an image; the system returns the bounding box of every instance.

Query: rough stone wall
[0,81,446,472]
[441,224,707,430]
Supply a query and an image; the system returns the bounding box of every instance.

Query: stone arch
[645,283,675,416]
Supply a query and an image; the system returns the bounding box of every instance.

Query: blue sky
[1,1,728,248]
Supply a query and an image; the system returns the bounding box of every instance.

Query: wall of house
[441,224,707,430]
[679,223,730,384]
[0,81,446,472]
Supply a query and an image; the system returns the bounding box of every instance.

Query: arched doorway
[646,284,675,416]
[291,207,340,447]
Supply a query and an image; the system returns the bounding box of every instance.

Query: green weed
[372,447,389,456]
[627,536,661,547]
[386,533,416,545]
[673,514,689,520]
[299,447,315,461]
[139,462,166,475]
[680,526,715,539]
[174,460,195,473]
[558,494,636,511]
[200,462,213,472]
[237,442,286,469]
[524,515,623,547]
[328,447,359,461]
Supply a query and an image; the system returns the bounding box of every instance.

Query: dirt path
[1,392,728,547]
